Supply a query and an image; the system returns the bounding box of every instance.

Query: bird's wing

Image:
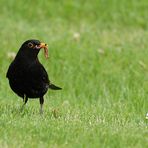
[6,61,17,78]
[26,62,50,87]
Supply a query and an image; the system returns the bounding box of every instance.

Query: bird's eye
[28,42,34,48]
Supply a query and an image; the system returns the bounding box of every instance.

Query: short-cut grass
[0,0,148,147]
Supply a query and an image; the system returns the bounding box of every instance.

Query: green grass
[0,0,148,147]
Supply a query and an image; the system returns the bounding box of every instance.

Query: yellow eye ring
[28,42,34,48]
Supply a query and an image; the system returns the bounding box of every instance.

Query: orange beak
[39,43,48,58]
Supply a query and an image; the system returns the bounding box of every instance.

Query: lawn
[0,0,148,147]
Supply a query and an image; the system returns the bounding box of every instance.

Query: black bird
[6,39,62,114]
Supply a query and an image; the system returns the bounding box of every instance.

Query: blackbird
[6,39,62,114]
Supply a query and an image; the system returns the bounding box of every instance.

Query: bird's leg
[39,97,44,114]
[21,95,28,111]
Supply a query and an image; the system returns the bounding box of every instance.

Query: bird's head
[19,39,48,59]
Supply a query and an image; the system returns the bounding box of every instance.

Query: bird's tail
[49,83,62,90]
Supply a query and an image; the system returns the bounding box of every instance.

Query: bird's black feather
[6,39,61,113]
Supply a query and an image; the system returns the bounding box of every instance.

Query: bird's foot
[20,103,25,112]
[40,105,43,115]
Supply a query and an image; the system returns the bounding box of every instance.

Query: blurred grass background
[0,0,148,147]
